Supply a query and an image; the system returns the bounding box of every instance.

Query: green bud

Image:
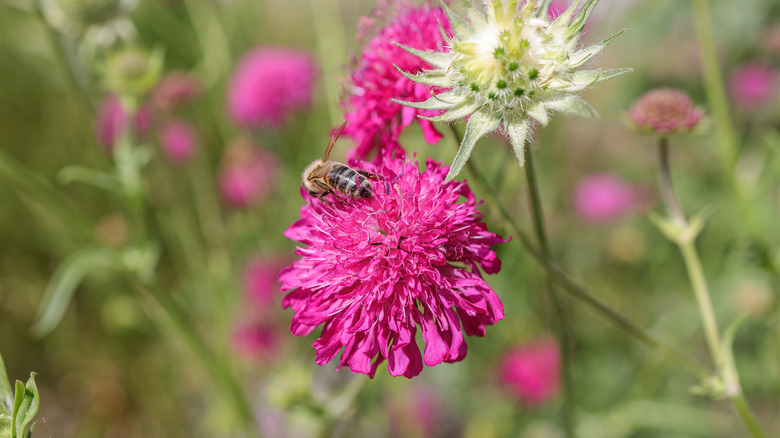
[103,47,164,98]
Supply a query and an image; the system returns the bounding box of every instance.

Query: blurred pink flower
[628,88,704,135]
[151,71,201,112]
[280,157,507,378]
[96,94,150,150]
[729,63,777,110]
[500,338,560,407]
[159,119,197,164]
[388,387,439,438]
[547,0,568,19]
[218,138,279,208]
[342,1,451,163]
[574,174,640,224]
[228,47,316,128]
[233,323,277,359]
[243,256,286,308]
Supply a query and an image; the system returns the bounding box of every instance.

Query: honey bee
[302,121,379,199]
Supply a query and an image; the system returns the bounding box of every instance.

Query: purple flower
[341,1,451,163]
[573,174,641,224]
[628,88,705,135]
[729,63,777,110]
[95,94,150,150]
[232,323,278,360]
[159,119,197,164]
[280,157,507,378]
[228,47,316,128]
[151,71,201,112]
[500,337,560,407]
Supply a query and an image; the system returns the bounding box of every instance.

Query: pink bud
[159,119,197,164]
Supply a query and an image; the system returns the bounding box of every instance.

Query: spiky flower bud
[628,88,705,135]
[103,47,163,99]
[395,0,629,180]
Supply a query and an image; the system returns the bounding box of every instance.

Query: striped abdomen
[325,164,374,198]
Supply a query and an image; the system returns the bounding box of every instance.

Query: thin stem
[449,128,709,379]
[522,143,574,437]
[730,394,768,438]
[657,137,686,225]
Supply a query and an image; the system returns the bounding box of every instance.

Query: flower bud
[628,88,705,135]
[103,47,163,98]
[159,119,197,164]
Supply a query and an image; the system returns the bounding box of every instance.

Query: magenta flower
[573,174,641,224]
[232,323,278,359]
[547,0,568,19]
[729,63,777,110]
[228,47,316,128]
[280,157,507,378]
[341,1,451,163]
[218,139,279,208]
[95,94,150,150]
[159,119,197,164]
[628,88,705,135]
[243,256,287,308]
[500,337,560,407]
[151,71,201,112]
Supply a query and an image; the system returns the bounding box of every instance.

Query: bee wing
[323,120,348,161]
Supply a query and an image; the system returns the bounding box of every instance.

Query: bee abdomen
[327,165,374,198]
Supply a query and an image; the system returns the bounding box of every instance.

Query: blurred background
[0,0,779,436]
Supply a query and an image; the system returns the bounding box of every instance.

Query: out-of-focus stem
[523,144,575,438]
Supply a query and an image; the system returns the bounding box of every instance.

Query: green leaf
[394,43,452,69]
[11,374,38,438]
[527,103,550,126]
[570,0,600,33]
[392,91,459,111]
[550,68,632,92]
[418,100,482,123]
[393,65,452,87]
[721,316,747,398]
[441,2,472,40]
[0,353,11,414]
[445,110,501,181]
[31,249,121,338]
[545,94,598,118]
[505,116,531,167]
[57,166,120,192]
[569,29,625,68]
[538,0,554,19]
[0,414,11,438]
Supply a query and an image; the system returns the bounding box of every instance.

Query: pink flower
[243,256,286,308]
[387,387,439,437]
[729,63,777,110]
[280,157,507,378]
[573,174,640,224]
[342,1,451,163]
[159,119,197,164]
[228,47,316,128]
[628,88,705,135]
[232,323,277,359]
[218,138,279,208]
[500,338,560,407]
[547,0,568,19]
[95,94,150,150]
[151,71,201,112]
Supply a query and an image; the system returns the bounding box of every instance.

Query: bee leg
[357,170,380,181]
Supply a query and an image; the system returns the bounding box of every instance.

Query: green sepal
[505,116,531,167]
[445,110,501,181]
[550,68,632,92]
[57,166,121,192]
[392,91,459,111]
[393,64,451,87]
[418,100,482,123]
[0,413,10,438]
[0,353,11,414]
[569,29,625,68]
[527,103,550,126]
[394,43,452,70]
[31,248,122,337]
[545,94,598,118]
[441,2,473,40]
[11,373,38,438]
[570,0,600,34]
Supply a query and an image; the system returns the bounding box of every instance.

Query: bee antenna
[323,120,348,161]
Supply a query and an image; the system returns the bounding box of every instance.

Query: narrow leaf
[571,0,600,33]
[31,249,120,337]
[393,65,451,87]
[57,166,120,192]
[394,43,452,69]
[550,68,632,92]
[505,116,531,167]
[538,0,553,18]
[569,29,625,68]
[0,352,11,414]
[545,95,598,118]
[445,111,501,181]
[527,103,550,126]
[392,92,458,111]
[0,414,10,438]
[441,2,473,40]
[419,100,482,123]
[11,374,39,438]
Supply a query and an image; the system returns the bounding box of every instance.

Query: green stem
[522,143,575,437]
[449,128,709,379]
[730,394,768,438]
[690,0,778,275]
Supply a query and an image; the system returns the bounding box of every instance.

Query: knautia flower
[728,63,777,111]
[280,157,507,378]
[573,173,641,224]
[628,88,705,135]
[499,337,560,406]
[150,71,201,112]
[396,0,629,180]
[218,138,280,208]
[228,47,316,128]
[95,93,149,150]
[341,1,451,162]
[159,119,197,164]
